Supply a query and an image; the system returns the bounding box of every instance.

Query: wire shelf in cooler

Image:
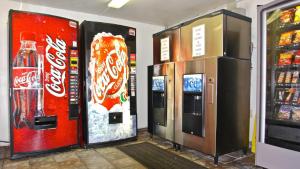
[274,101,300,106]
[275,43,300,51]
[266,118,300,128]
[273,64,300,70]
[276,83,300,88]
[277,23,300,34]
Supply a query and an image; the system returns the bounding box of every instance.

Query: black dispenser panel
[34,116,57,130]
[152,76,167,126]
[182,74,204,137]
[109,112,123,124]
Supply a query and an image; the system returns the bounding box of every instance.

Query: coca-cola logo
[94,41,127,104]
[14,70,39,88]
[45,35,66,97]
[89,33,129,110]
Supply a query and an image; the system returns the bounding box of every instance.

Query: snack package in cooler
[293,89,300,102]
[292,107,300,121]
[278,52,293,65]
[294,30,300,43]
[277,105,292,120]
[277,71,285,83]
[292,71,299,83]
[285,88,296,102]
[294,6,300,23]
[279,31,294,46]
[277,89,286,101]
[280,9,294,24]
[294,89,300,104]
[294,50,300,64]
[285,71,292,83]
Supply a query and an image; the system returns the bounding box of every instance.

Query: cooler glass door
[260,0,300,149]
[9,10,79,158]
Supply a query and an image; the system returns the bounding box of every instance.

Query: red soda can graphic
[89,32,129,110]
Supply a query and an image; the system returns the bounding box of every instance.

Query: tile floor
[0,130,262,169]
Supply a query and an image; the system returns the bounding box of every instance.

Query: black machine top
[153,9,252,37]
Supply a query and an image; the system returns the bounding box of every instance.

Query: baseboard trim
[138,128,148,132]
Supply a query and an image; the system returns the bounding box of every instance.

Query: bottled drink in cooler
[12,32,44,129]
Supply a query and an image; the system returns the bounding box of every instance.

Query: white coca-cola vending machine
[9,10,80,159]
[80,21,137,146]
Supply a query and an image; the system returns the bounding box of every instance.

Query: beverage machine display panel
[152,76,165,92]
[182,74,204,137]
[183,74,203,93]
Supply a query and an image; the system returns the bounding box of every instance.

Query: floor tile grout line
[73,150,91,169]
[225,154,244,159]
[94,148,120,169]
[221,155,250,165]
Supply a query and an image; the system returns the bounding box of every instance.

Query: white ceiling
[16,0,236,26]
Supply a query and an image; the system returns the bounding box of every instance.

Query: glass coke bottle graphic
[12,32,44,129]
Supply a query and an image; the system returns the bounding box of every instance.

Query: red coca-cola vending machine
[9,10,80,159]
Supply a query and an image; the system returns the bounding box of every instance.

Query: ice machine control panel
[152,76,167,126]
[182,74,204,137]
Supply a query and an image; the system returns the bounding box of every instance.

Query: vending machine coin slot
[182,74,204,137]
[152,76,167,126]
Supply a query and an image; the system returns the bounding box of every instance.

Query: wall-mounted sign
[192,24,205,57]
[160,37,170,61]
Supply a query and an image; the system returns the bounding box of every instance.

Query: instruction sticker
[160,37,170,61]
[192,24,205,57]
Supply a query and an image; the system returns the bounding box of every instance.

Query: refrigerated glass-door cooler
[257,0,300,168]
